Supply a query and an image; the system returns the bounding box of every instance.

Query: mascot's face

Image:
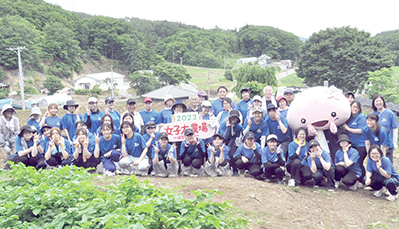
[287,86,350,131]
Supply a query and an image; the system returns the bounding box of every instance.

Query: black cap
[244,131,255,139]
[284,89,294,95]
[212,133,224,140]
[127,98,136,105]
[18,125,35,137]
[41,124,52,132]
[159,132,169,140]
[309,139,320,148]
[228,109,241,123]
[337,134,351,144]
[240,87,250,93]
[345,91,355,97]
[105,96,114,103]
[145,121,156,129]
[267,103,277,110]
[184,128,194,136]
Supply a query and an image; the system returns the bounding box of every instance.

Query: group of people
[0,86,398,201]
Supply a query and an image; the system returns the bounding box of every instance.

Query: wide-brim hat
[63,100,79,110]
[18,125,35,137]
[337,134,351,144]
[228,109,241,123]
[30,107,42,117]
[1,104,17,115]
[163,94,175,104]
[172,100,187,111]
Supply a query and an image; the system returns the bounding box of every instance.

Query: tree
[129,71,161,95]
[297,26,394,92]
[232,63,278,95]
[366,67,399,103]
[151,62,191,85]
[43,75,64,95]
[375,30,399,66]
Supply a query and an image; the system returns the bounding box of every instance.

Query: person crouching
[180,128,206,177]
[152,132,179,177]
[261,134,286,184]
[205,133,232,177]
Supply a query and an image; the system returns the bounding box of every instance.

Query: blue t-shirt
[366,156,399,180]
[72,132,96,154]
[151,143,176,161]
[124,133,147,157]
[334,147,362,176]
[346,113,366,147]
[211,98,236,116]
[243,117,269,142]
[219,121,243,138]
[207,144,230,161]
[279,109,289,119]
[158,108,173,124]
[40,135,50,153]
[13,136,34,158]
[306,150,331,169]
[179,139,206,159]
[261,146,285,164]
[45,137,72,157]
[237,99,252,122]
[266,116,290,143]
[84,110,104,133]
[142,132,160,158]
[27,118,42,135]
[374,109,399,141]
[218,111,230,124]
[107,110,121,128]
[287,141,309,164]
[362,125,394,149]
[45,116,62,129]
[98,134,121,159]
[233,142,262,163]
[62,113,83,140]
[139,110,160,125]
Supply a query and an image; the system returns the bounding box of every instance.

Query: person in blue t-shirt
[219,109,243,159]
[342,101,367,181]
[45,127,73,167]
[205,133,231,177]
[104,96,121,128]
[236,87,253,125]
[243,107,269,148]
[152,132,178,177]
[44,103,62,129]
[84,97,104,134]
[372,94,398,150]
[142,121,160,163]
[199,101,218,146]
[96,114,119,136]
[72,128,99,169]
[334,134,362,190]
[306,139,335,190]
[158,95,175,125]
[27,107,43,135]
[62,100,83,141]
[266,103,291,155]
[118,121,149,175]
[231,131,264,180]
[287,128,312,187]
[39,124,52,154]
[94,123,121,175]
[180,128,206,177]
[365,145,399,201]
[363,113,394,162]
[211,86,236,116]
[13,125,46,170]
[261,134,286,183]
[139,97,160,125]
[276,96,289,119]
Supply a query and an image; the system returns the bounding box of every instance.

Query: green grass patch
[0,163,247,228]
[278,73,304,87]
[391,66,399,75]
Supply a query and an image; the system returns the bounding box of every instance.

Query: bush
[43,75,64,95]
[47,62,73,78]
[75,85,102,96]
[0,164,247,228]
[224,70,233,81]
[0,67,6,81]
[0,88,9,99]
[24,86,39,95]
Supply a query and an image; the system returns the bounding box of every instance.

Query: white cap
[164,94,175,103]
[201,100,212,107]
[30,107,42,117]
[88,97,98,103]
[266,134,278,141]
[253,95,262,102]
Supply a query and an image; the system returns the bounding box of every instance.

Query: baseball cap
[184,128,194,136]
[337,134,351,144]
[163,94,175,104]
[309,139,320,148]
[276,95,287,102]
[212,133,224,140]
[127,98,136,105]
[267,103,277,110]
[144,97,152,103]
[105,96,114,104]
[30,107,42,117]
[244,131,255,139]
[253,95,262,102]
[88,97,98,103]
[159,132,169,140]
[240,87,250,93]
[284,89,294,95]
[252,106,263,114]
[266,134,278,142]
[201,100,212,107]
[40,124,52,132]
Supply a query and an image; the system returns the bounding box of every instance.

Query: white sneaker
[334,181,340,189]
[357,182,364,189]
[386,194,398,201]
[373,187,386,197]
[349,181,358,191]
[103,170,115,176]
[288,179,295,187]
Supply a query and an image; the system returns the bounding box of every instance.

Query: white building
[74,72,126,91]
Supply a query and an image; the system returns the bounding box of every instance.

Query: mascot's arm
[329,122,337,134]
[307,124,317,136]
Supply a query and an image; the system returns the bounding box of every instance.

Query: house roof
[74,72,125,82]
[141,85,198,100]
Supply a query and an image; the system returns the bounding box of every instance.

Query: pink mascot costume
[287,86,351,157]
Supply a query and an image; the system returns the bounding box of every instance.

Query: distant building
[141,85,198,101]
[74,72,126,91]
[236,57,258,64]
[34,93,73,108]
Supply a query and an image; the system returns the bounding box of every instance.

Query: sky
[43,0,399,38]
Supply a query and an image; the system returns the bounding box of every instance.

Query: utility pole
[180,57,182,66]
[207,69,211,97]
[7,47,28,110]
[111,65,114,98]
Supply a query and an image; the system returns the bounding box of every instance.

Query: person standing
[0,104,20,168]
[104,96,121,128]
[284,89,295,106]
[261,86,277,110]
[139,97,160,125]
[84,97,104,134]
[187,93,200,112]
[62,100,82,141]
[211,86,236,116]
[236,87,252,124]
[372,94,398,150]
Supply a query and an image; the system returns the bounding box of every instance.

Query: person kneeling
[205,133,232,177]
[231,131,264,180]
[261,134,285,184]
[152,132,178,177]
[180,128,206,177]
[73,128,99,170]
[307,140,335,190]
[45,127,73,167]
